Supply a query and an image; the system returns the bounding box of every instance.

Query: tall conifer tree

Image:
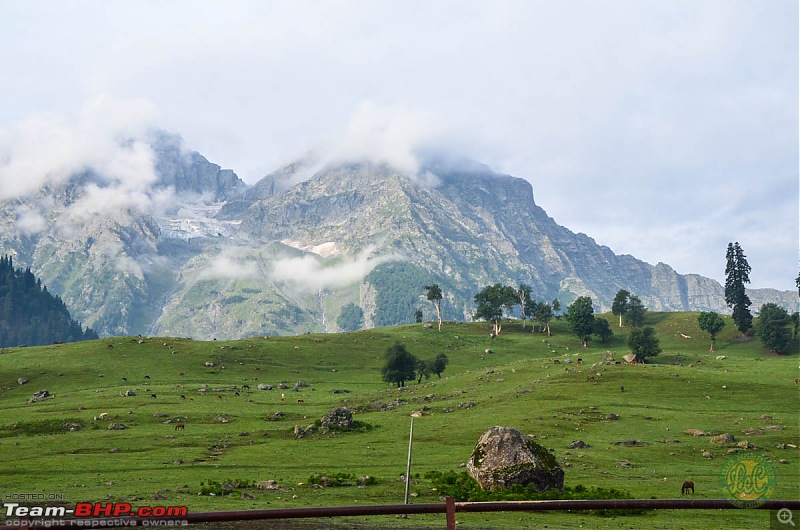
[724,242,753,334]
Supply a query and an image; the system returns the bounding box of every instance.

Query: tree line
[0,255,98,347]
[372,242,799,386]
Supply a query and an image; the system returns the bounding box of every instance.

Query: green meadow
[0,312,797,529]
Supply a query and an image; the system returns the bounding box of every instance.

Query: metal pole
[404,416,414,504]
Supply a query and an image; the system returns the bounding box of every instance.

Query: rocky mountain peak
[0,144,794,339]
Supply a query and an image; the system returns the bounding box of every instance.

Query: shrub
[423,471,643,516]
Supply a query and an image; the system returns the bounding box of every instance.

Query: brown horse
[681,481,694,495]
[174,423,185,431]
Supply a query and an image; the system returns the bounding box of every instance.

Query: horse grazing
[174,423,185,431]
[681,481,694,495]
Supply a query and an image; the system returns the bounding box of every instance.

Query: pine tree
[724,242,753,335]
[0,255,98,347]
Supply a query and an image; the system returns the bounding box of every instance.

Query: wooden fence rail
[0,498,797,529]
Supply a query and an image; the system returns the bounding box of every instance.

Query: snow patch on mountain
[158,201,240,240]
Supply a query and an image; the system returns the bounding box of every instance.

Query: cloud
[316,101,453,186]
[271,246,393,292]
[15,207,47,236]
[0,94,160,204]
[198,248,261,281]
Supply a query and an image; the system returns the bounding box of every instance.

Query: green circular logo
[718,451,777,508]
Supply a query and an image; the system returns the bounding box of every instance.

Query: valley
[0,313,797,528]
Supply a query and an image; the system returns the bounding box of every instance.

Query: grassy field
[0,312,797,529]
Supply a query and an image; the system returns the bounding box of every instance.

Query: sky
[0,0,797,291]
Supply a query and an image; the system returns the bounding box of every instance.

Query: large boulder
[320,407,353,429]
[467,426,564,491]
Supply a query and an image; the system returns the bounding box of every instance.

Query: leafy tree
[628,326,661,362]
[431,353,449,378]
[336,303,364,332]
[381,343,417,388]
[416,358,432,383]
[697,311,725,352]
[515,284,533,330]
[755,303,791,353]
[725,242,753,335]
[796,267,800,297]
[611,289,630,327]
[791,312,799,340]
[533,301,553,336]
[414,308,423,323]
[425,284,444,331]
[623,295,646,328]
[473,284,517,336]
[552,298,561,318]
[593,317,613,343]
[565,296,595,348]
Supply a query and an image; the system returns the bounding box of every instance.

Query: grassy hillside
[0,312,797,529]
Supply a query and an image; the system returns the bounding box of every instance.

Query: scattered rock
[256,480,279,490]
[320,407,353,429]
[28,389,52,403]
[623,353,637,363]
[257,384,273,391]
[710,433,735,444]
[741,428,763,436]
[684,429,710,437]
[108,423,127,430]
[459,402,475,409]
[17,378,29,385]
[763,425,783,432]
[715,355,727,360]
[737,440,755,449]
[466,426,564,492]
[611,440,647,446]
[63,422,83,432]
[702,451,715,459]
[779,459,790,464]
[606,414,620,421]
[241,492,256,500]
[568,440,591,449]
[617,459,633,468]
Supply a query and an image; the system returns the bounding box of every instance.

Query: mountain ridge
[0,136,793,338]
